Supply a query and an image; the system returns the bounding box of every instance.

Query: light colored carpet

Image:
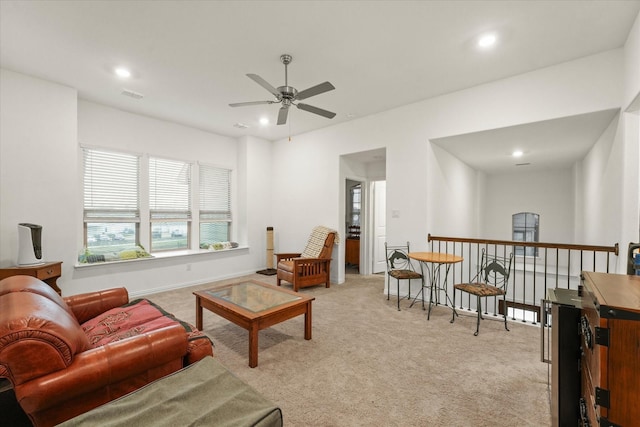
[148,273,551,427]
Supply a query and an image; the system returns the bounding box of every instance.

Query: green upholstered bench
[59,356,282,427]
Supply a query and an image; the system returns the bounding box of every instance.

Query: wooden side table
[0,261,62,295]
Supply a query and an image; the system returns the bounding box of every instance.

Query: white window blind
[199,164,231,245]
[149,157,192,220]
[83,148,140,221]
[199,164,231,221]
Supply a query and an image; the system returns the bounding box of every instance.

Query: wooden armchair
[276,226,337,292]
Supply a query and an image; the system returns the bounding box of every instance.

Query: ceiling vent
[121,89,144,100]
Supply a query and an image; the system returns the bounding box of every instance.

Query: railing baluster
[426,234,618,325]
[567,249,571,289]
[532,247,537,325]
[555,248,559,289]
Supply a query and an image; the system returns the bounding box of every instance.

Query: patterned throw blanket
[81,299,199,347]
[301,225,340,258]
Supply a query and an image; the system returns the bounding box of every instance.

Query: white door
[372,181,386,273]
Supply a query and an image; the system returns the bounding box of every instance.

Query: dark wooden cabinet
[579,271,640,427]
[546,288,581,426]
[0,261,62,295]
[345,239,359,267]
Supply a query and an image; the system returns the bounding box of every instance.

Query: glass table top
[204,281,301,313]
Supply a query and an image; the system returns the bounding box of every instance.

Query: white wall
[270,49,625,281]
[1,73,272,296]
[481,169,574,244]
[241,135,274,271]
[2,38,637,295]
[0,69,78,277]
[624,12,640,110]
[578,116,624,246]
[575,11,640,273]
[621,11,640,252]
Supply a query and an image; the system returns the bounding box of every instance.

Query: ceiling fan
[229,54,336,125]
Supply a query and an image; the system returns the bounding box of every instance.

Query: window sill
[74,245,248,269]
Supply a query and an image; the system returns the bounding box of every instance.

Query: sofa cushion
[81,299,199,348]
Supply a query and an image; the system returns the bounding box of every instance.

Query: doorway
[340,148,386,280]
[345,180,362,274]
[371,180,386,274]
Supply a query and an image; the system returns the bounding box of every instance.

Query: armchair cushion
[301,226,340,258]
[0,292,90,384]
[0,275,76,318]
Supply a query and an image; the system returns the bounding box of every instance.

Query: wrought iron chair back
[452,248,513,335]
[385,242,422,311]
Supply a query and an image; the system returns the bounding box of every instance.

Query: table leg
[304,302,313,340]
[249,324,259,368]
[195,297,203,330]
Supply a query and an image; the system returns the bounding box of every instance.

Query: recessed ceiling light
[512,150,523,158]
[259,117,269,125]
[115,67,131,78]
[478,33,497,49]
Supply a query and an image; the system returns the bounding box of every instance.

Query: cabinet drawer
[581,368,599,426]
[36,263,61,280]
[580,312,601,387]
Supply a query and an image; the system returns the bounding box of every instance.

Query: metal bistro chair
[452,249,513,336]
[385,242,422,311]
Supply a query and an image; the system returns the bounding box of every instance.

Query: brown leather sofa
[0,275,213,427]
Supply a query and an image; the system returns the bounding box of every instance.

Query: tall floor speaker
[257,227,277,275]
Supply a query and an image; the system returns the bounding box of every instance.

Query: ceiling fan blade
[277,106,289,125]
[247,74,280,97]
[229,100,274,107]
[296,81,335,100]
[297,103,336,119]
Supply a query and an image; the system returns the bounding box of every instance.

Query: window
[199,164,231,248]
[351,184,361,226]
[83,148,140,255]
[81,147,234,260]
[149,157,191,251]
[512,212,539,257]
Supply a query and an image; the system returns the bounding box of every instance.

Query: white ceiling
[431,109,621,173]
[1,1,638,170]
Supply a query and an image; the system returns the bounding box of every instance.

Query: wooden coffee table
[194,280,315,368]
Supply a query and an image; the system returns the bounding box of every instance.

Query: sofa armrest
[63,288,129,324]
[16,323,188,413]
[276,253,302,262]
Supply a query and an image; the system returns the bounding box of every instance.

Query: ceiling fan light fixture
[229,54,336,126]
